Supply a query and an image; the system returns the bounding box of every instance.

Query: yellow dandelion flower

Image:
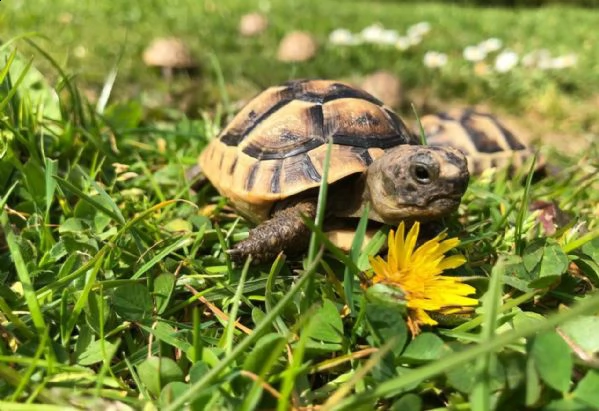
[368,221,478,335]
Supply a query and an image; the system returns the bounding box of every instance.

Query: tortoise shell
[420,108,541,175]
[199,79,417,222]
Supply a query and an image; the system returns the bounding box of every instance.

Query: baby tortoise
[419,108,545,175]
[198,80,470,263]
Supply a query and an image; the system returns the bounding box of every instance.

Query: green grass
[1,1,599,410]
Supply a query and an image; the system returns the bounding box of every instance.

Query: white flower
[329,28,360,46]
[536,50,553,70]
[379,29,400,45]
[479,38,503,53]
[407,34,423,46]
[494,50,518,73]
[463,45,486,62]
[406,22,430,47]
[395,36,411,51]
[407,22,431,38]
[423,51,448,68]
[359,24,399,45]
[548,54,578,69]
[522,49,551,68]
[360,24,386,43]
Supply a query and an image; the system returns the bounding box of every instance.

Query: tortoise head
[366,145,469,223]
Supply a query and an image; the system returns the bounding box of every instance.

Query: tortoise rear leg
[227,200,317,264]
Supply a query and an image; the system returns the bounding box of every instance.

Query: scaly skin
[227,201,317,264]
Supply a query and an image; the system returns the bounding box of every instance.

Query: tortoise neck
[328,173,387,223]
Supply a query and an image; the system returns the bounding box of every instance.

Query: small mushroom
[142,37,197,80]
[239,13,269,37]
[277,31,317,63]
[360,71,403,108]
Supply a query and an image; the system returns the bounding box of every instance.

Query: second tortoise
[418,108,544,175]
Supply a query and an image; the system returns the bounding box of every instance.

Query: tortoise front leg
[227,200,317,264]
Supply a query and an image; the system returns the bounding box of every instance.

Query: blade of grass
[10,327,50,401]
[0,48,17,85]
[265,253,290,335]
[344,204,371,314]
[331,292,599,410]
[304,146,329,310]
[324,338,396,409]
[0,181,17,210]
[471,259,504,411]
[123,355,152,401]
[208,52,231,117]
[0,210,46,335]
[191,307,203,363]
[0,297,35,339]
[89,179,126,224]
[96,64,119,114]
[240,330,296,411]
[54,176,123,224]
[131,236,192,279]
[302,217,361,274]
[214,223,234,274]
[0,57,33,113]
[163,249,323,411]
[411,103,427,145]
[95,337,122,398]
[515,154,537,255]
[43,158,58,218]
[136,155,166,203]
[563,228,599,254]
[25,38,86,126]
[61,249,104,344]
[307,138,333,264]
[450,290,539,334]
[40,157,58,252]
[221,256,251,355]
[276,306,317,411]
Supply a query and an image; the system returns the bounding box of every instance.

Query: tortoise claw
[225,248,257,265]
[225,248,243,262]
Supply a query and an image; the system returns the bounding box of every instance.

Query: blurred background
[2,0,598,152]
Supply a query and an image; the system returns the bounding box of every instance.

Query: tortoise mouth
[427,197,462,212]
[392,196,462,219]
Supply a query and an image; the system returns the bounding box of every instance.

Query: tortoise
[198,79,470,263]
[416,108,544,176]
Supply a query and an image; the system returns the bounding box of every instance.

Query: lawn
[1,1,599,410]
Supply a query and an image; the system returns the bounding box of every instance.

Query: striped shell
[421,109,540,175]
[199,80,416,222]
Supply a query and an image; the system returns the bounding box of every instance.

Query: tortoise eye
[410,152,439,184]
[413,164,431,183]
[410,162,439,184]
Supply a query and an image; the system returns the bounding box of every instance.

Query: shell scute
[239,100,325,160]
[322,98,411,148]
